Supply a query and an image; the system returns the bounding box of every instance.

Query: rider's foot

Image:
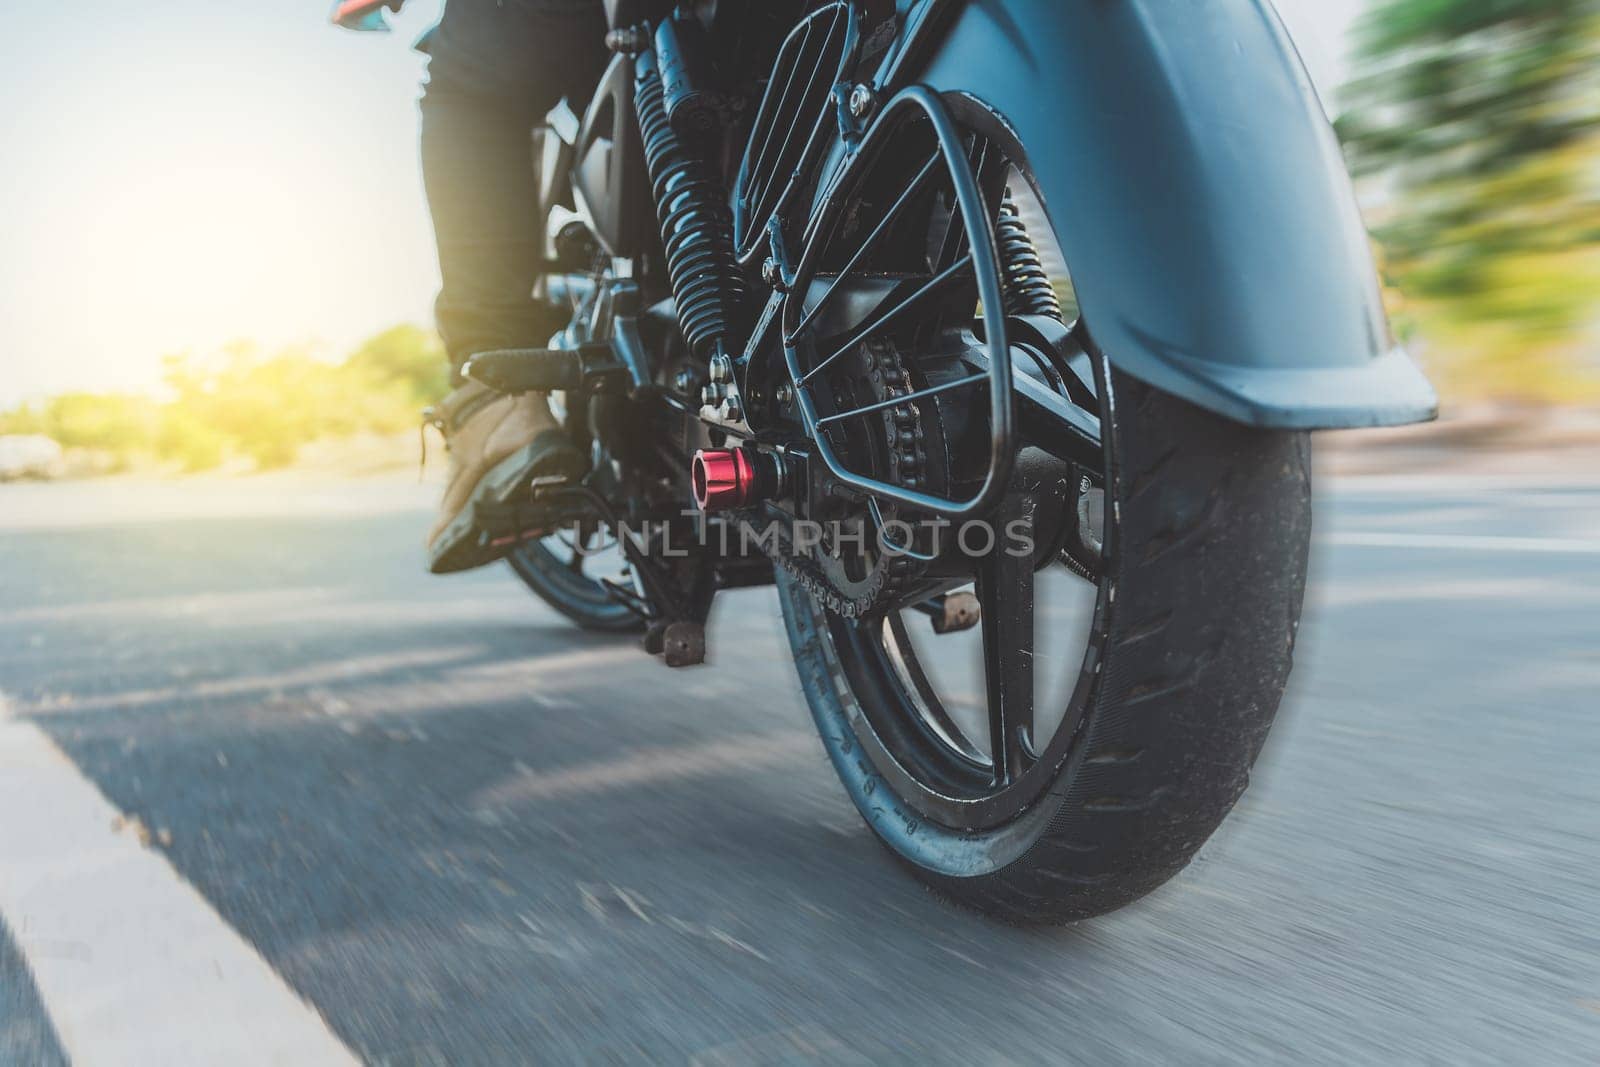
[425,380,586,575]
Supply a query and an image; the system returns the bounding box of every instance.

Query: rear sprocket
[774,335,947,618]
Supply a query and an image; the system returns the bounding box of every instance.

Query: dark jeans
[421,0,608,372]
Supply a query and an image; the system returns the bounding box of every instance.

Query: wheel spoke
[883,613,987,765]
[977,495,1035,786]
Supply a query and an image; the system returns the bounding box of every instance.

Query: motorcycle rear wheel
[781,365,1311,921]
[778,97,1313,923]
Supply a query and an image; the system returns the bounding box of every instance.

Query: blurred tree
[155,408,227,472]
[35,393,161,471]
[162,340,426,470]
[1,325,448,473]
[0,404,46,435]
[344,324,451,407]
[1338,0,1600,402]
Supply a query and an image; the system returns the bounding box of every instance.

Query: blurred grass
[0,326,449,474]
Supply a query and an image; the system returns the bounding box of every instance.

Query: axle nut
[692,448,757,512]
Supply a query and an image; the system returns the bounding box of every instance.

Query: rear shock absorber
[996,192,1063,321]
[634,26,746,361]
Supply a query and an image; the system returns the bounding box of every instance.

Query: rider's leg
[419,0,608,574]
[421,0,607,373]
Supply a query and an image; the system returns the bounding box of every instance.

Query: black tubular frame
[779,86,1015,519]
[731,1,861,267]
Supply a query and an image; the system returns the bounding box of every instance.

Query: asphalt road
[1,471,1597,1064]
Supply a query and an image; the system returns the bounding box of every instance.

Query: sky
[0,1,1364,407]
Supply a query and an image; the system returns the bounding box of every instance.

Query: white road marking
[0,696,359,1067]
[1323,531,1600,554]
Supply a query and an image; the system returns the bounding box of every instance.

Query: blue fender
[904,0,1437,429]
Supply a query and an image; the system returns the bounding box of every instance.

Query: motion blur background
[1,0,1595,477]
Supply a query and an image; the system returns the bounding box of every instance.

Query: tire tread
[917,371,1312,922]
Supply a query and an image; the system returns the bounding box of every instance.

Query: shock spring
[635,50,746,360]
[996,192,1063,320]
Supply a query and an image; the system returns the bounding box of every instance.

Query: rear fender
[901,0,1436,429]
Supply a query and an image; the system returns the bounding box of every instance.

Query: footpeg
[474,479,585,547]
[463,344,625,395]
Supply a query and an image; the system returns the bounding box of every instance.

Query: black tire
[779,362,1312,923]
[506,542,644,633]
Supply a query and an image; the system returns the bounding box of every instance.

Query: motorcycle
[336,0,1436,922]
